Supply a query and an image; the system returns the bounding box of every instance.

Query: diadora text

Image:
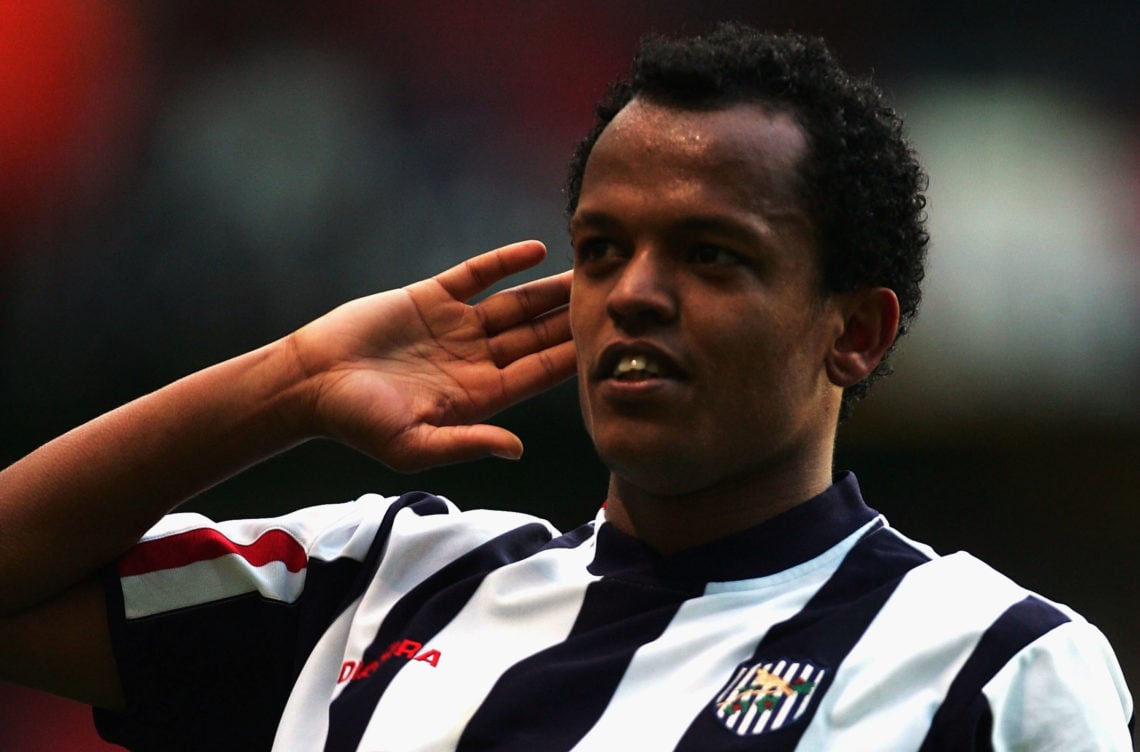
[338,638,441,683]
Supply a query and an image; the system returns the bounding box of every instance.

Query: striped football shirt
[94,473,1134,751]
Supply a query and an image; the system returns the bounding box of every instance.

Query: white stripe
[135,512,217,539]
[743,660,784,735]
[145,500,382,553]
[356,537,599,751]
[265,505,559,751]
[983,620,1133,751]
[122,556,306,618]
[716,664,751,708]
[770,661,803,730]
[271,595,363,750]
[793,664,823,721]
[796,547,1033,749]
[334,506,560,702]
[270,505,564,752]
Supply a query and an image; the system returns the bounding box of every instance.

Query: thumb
[383,424,524,472]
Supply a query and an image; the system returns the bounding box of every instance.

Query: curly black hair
[565,23,929,419]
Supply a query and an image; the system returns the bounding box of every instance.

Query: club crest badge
[712,658,826,736]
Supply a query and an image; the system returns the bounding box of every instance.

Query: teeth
[613,354,662,379]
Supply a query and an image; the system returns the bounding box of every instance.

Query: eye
[574,237,623,265]
[690,244,742,266]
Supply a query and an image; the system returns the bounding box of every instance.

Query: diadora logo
[338,638,442,683]
[712,658,826,736]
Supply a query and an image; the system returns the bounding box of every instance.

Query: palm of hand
[291,241,575,471]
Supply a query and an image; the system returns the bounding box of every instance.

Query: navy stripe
[323,521,555,752]
[303,492,449,633]
[96,588,342,751]
[918,595,1071,752]
[586,474,877,583]
[282,493,448,685]
[543,520,597,551]
[455,575,697,752]
[675,526,929,751]
[291,557,373,676]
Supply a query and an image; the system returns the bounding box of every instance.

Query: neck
[603,452,835,555]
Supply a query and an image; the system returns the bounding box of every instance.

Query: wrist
[238,334,323,451]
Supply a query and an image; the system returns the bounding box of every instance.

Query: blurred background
[1,1,1136,748]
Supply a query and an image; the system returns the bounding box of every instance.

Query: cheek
[569,322,592,385]
[568,301,596,437]
[568,281,598,338]
[703,319,807,411]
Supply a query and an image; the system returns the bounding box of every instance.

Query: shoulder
[862,543,1133,748]
[980,610,1134,749]
[137,491,562,564]
[883,547,1120,688]
[116,493,565,617]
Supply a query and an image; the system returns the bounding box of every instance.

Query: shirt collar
[588,472,878,586]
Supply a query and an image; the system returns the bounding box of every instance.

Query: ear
[825,287,900,388]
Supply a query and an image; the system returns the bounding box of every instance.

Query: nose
[606,248,677,330]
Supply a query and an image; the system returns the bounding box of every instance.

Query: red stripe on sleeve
[118,528,308,577]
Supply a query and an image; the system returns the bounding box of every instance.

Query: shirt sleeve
[92,492,457,751]
[984,618,1134,751]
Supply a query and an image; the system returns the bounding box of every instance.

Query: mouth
[612,354,662,381]
[594,343,686,383]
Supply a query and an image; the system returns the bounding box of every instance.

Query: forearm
[0,336,310,614]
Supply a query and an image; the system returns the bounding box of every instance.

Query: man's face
[569,99,846,497]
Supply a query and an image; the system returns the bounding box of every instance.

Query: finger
[387,424,526,471]
[487,306,572,368]
[476,269,572,335]
[498,339,578,404]
[432,240,547,302]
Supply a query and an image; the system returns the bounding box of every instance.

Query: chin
[599,448,710,497]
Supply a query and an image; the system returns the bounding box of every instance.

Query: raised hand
[288,240,576,471]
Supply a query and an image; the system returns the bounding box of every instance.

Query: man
[0,23,1132,751]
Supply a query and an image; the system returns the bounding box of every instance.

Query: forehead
[579,98,809,215]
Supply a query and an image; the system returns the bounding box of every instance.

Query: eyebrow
[568,210,621,235]
[671,215,769,242]
[570,210,770,245]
